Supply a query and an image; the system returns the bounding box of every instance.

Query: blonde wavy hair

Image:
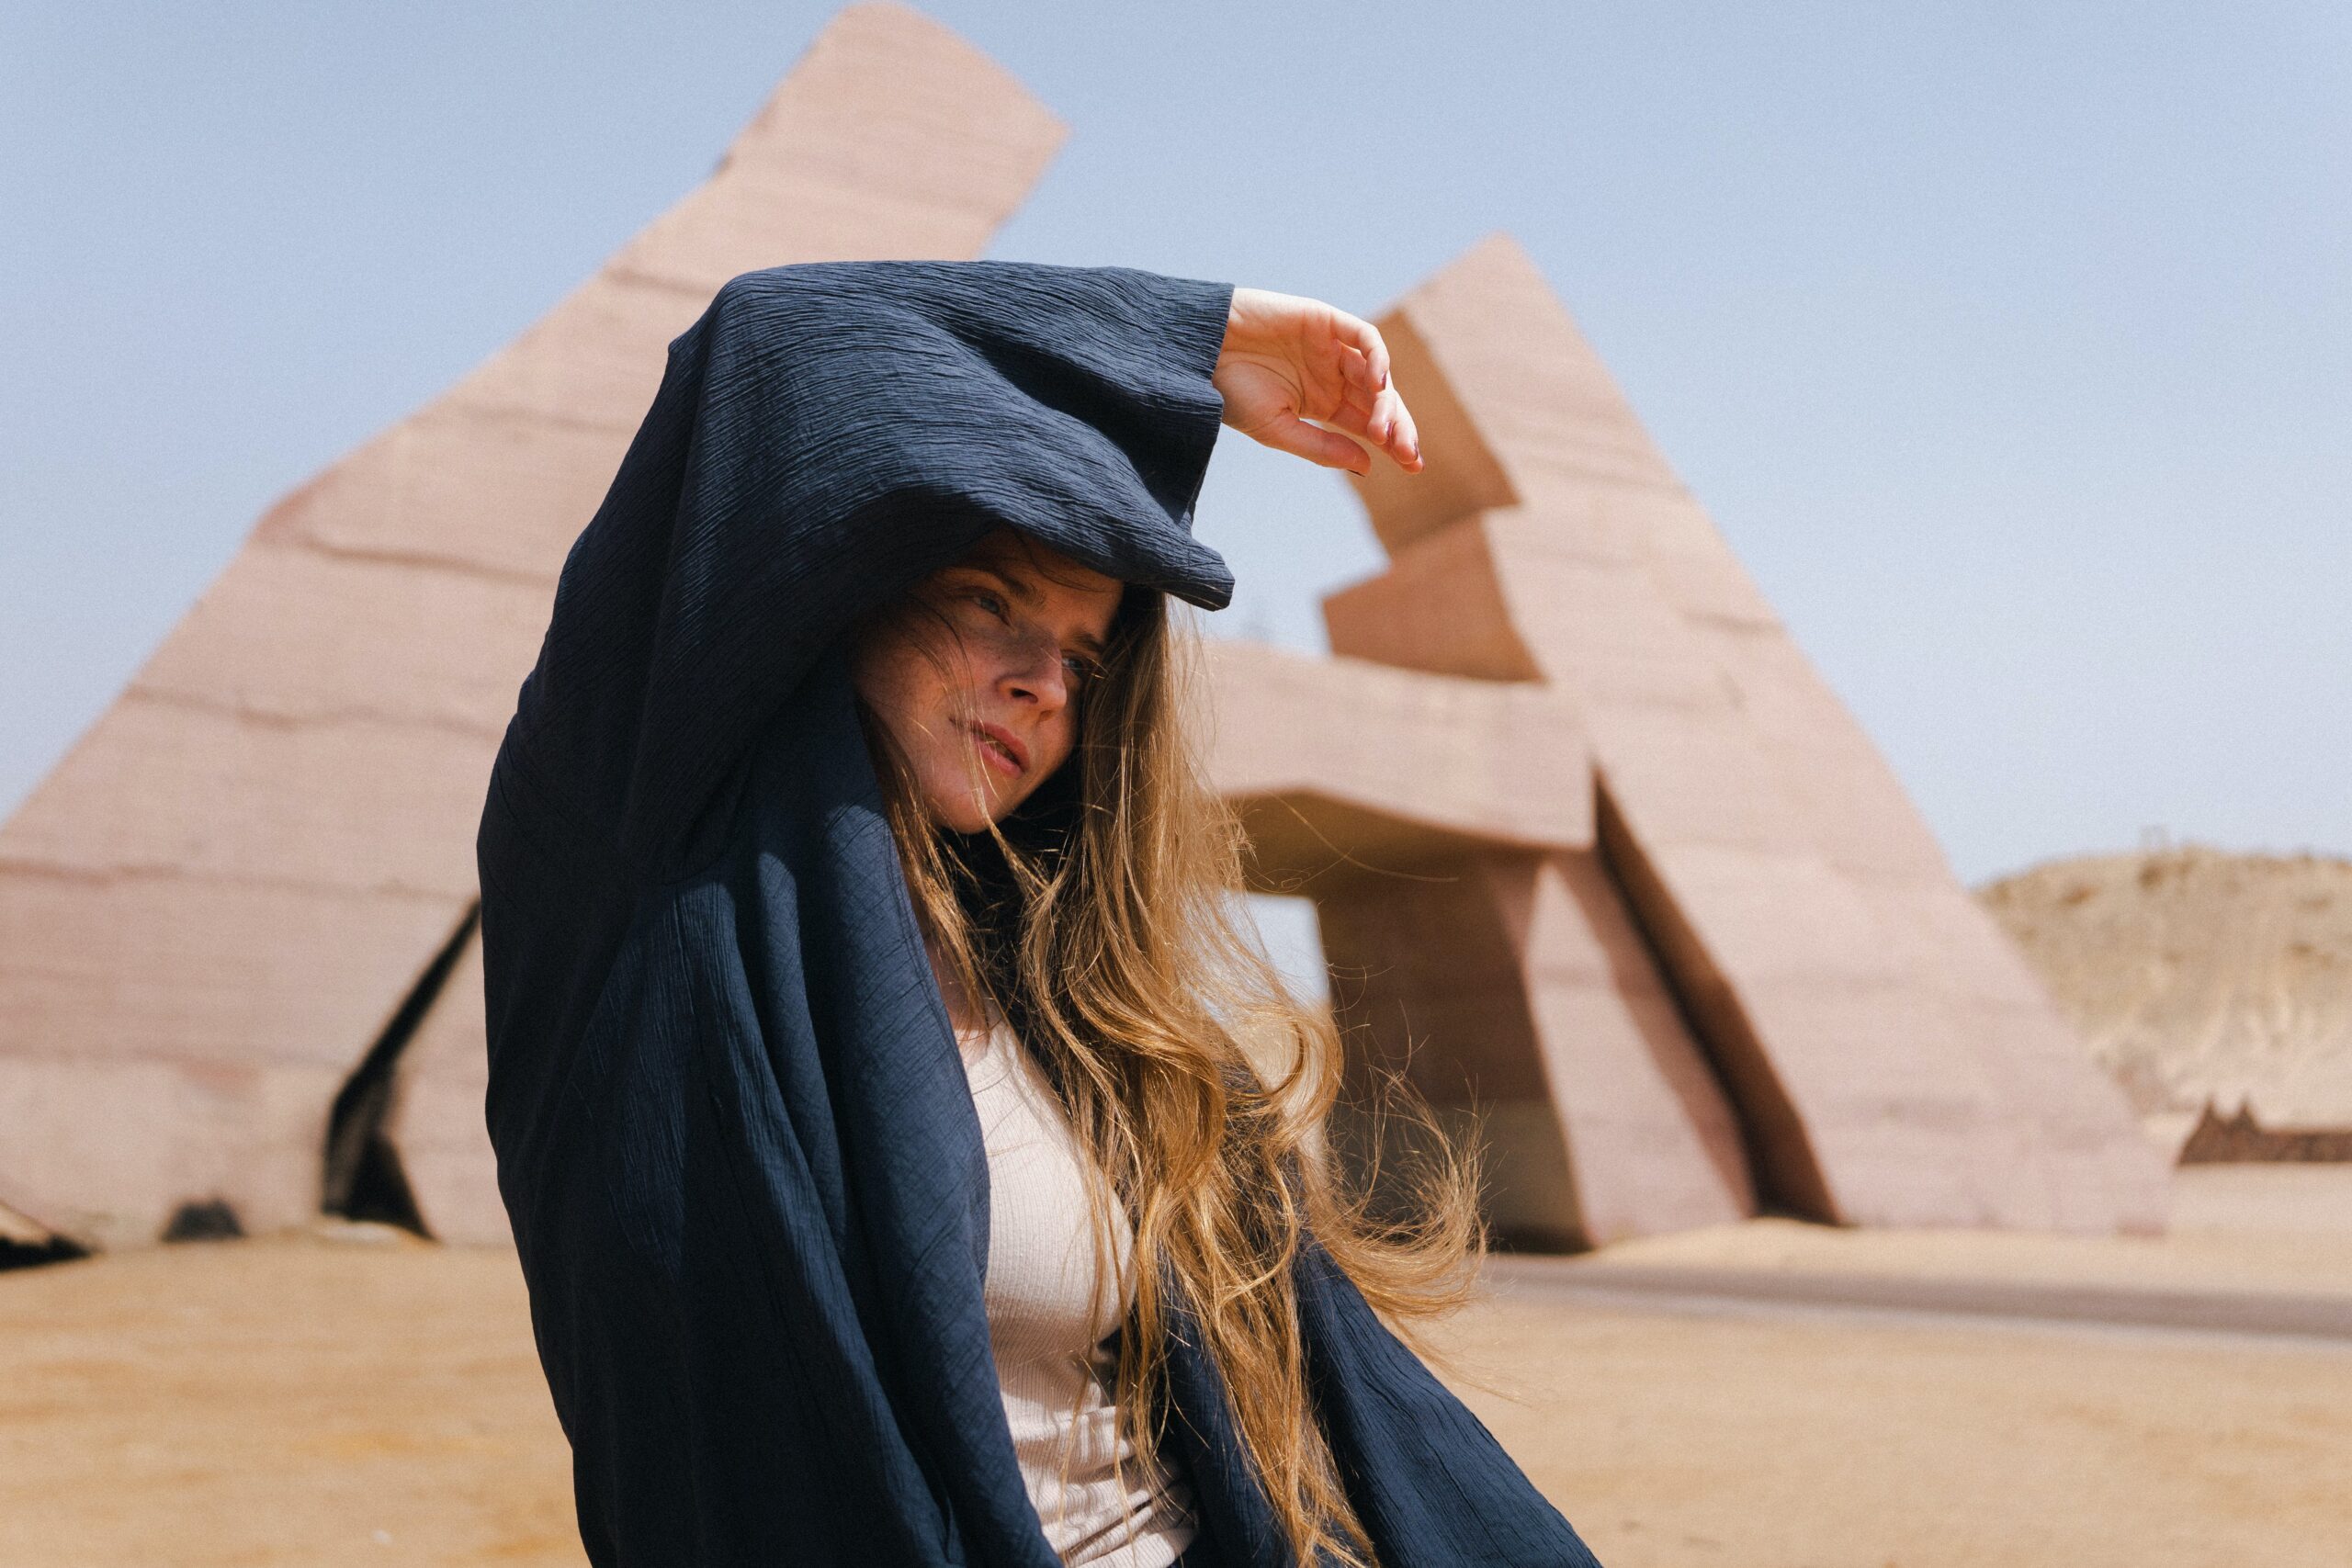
[852,544,1488,1568]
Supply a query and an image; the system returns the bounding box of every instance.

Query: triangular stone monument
[0,5,2165,1255]
[1307,235,2168,1235]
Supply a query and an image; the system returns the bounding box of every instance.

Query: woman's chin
[918,778,1012,835]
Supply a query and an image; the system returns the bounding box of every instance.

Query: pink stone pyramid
[0,4,1063,1248]
[0,6,2165,1254]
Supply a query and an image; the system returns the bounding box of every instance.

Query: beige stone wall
[1322,234,2165,1235]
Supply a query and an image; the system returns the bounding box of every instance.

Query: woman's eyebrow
[948,562,1035,604]
[979,564,1041,604]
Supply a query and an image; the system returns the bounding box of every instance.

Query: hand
[1212,287,1423,477]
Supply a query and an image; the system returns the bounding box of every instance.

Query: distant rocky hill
[1978,847,2352,1132]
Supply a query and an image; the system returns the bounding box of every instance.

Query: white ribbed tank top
[955,1013,1199,1568]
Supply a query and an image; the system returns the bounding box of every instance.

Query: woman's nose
[1000,637,1069,709]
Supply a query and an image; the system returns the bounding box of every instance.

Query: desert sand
[1982,845,2352,1129]
[4,1169,2348,1568]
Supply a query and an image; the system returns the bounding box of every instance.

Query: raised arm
[490,262,1422,886]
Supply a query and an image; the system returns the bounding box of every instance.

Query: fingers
[1370,384,1421,470]
[1327,315,1419,471]
[1320,379,1424,472]
[1339,344,1383,403]
[1244,409,1380,475]
[1329,309,1391,393]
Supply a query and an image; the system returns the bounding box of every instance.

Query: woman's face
[850,531,1126,834]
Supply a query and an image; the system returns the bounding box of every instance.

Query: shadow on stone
[0,1198,91,1271]
[0,1232,90,1272]
[322,903,480,1236]
[161,1199,245,1242]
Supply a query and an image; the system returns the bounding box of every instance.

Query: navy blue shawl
[475,260,1601,1566]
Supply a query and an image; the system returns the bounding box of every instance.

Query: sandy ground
[5,1172,2350,1568]
[1550,1164,2352,1298]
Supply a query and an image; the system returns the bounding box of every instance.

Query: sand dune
[1980,846,2352,1128]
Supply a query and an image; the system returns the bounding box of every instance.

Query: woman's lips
[968,721,1026,777]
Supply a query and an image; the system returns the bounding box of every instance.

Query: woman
[477,260,1601,1568]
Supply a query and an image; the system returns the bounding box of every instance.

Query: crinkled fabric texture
[475,259,1602,1567]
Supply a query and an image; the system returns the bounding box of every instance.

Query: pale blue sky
[4,1,2346,886]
